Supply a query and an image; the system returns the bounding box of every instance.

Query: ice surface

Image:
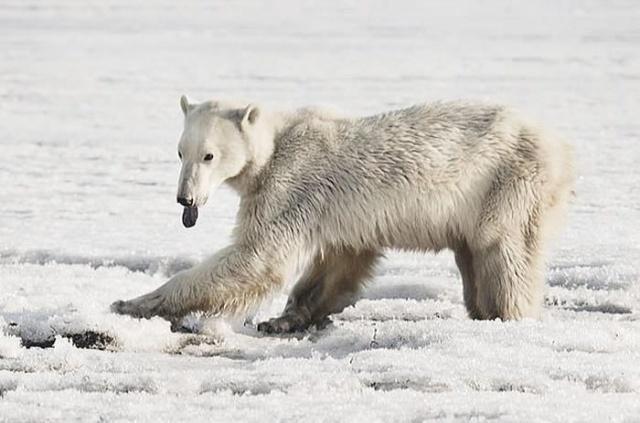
[1,0,639,421]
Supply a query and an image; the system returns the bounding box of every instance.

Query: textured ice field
[1,1,639,421]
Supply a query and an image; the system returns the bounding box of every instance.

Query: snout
[177,196,194,207]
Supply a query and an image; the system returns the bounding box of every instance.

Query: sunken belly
[318,182,485,253]
[376,188,473,252]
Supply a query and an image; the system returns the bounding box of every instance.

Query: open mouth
[181,206,198,228]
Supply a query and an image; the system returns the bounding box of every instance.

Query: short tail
[541,136,576,242]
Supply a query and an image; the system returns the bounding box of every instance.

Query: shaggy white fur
[112,98,574,332]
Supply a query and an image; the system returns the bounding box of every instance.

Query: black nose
[177,196,193,207]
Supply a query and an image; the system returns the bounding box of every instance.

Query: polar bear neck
[225,109,284,195]
[226,107,344,196]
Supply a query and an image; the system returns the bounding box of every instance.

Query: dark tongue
[182,206,198,228]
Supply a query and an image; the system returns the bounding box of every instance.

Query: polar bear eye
[178,151,182,160]
[204,153,214,161]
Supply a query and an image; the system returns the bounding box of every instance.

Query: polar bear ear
[240,104,260,130]
[180,95,192,115]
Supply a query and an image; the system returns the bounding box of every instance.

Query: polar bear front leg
[111,245,285,321]
[110,270,192,320]
[257,247,379,333]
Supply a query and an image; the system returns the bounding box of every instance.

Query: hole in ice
[66,331,116,350]
[19,331,116,351]
[4,319,116,351]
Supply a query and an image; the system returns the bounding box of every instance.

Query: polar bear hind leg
[470,171,547,320]
[454,242,483,320]
[472,236,545,320]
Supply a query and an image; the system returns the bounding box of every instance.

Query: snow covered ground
[1,0,639,421]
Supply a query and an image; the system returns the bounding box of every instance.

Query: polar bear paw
[110,292,170,319]
[257,314,331,334]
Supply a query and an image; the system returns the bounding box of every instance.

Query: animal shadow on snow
[360,282,442,302]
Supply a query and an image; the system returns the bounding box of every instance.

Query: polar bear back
[238,102,572,254]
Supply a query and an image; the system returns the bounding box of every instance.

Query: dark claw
[256,314,322,334]
[110,299,155,319]
[110,300,127,314]
[256,321,270,333]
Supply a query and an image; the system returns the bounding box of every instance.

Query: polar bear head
[176,95,272,227]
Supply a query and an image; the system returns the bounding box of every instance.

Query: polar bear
[111,96,574,332]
